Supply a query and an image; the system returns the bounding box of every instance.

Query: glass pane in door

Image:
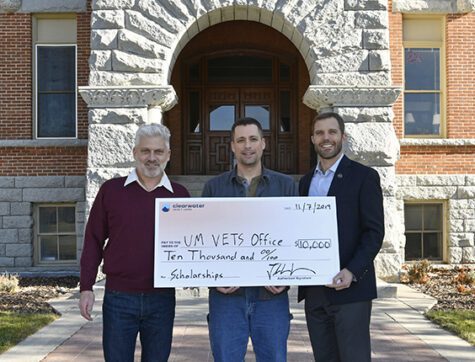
[244,105,270,130]
[210,105,235,131]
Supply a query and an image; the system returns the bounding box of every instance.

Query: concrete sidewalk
[1,283,474,362]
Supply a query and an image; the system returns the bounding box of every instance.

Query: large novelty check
[154,197,340,288]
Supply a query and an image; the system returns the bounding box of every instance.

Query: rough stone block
[112,50,163,73]
[89,108,147,125]
[75,202,86,213]
[464,219,475,233]
[14,257,33,267]
[450,207,475,220]
[416,175,466,187]
[10,202,32,216]
[93,0,135,10]
[449,219,464,233]
[3,216,33,229]
[15,176,64,188]
[399,186,458,201]
[363,29,389,49]
[0,177,14,188]
[397,175,417,187]
[89,50,112,71]
[368,50,390,71]
[86,168,131,201]
[449,233,474,247]
[65,176,86,188]
[450,198,475,210]
[6,243,32,257]
[18,228,32,243]
[466,175,475,186]
[118,29,165,59]
[354,10,388,29]
[315,50,369,73]
[0,202,10,216]
[0,257,14,267]
[89,124,137,167]
[21,0,86,12]
[91,29,118,50]
[344,0,387,10]
[0,244,5,256]
[457,186,475,199]
[312,71,390,87]
[0,189,22,202]
[22,188,85,202]
[375,252,402,279]
[345,123,399,166]
[0,229,17,243]
[337,107,393,123]
[448,247,463,263]
[462,247,475,263]
[125,10,175,47]
[136,0,186,34]
[91,10,124,29]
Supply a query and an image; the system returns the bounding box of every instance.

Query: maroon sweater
[80,177,190,292]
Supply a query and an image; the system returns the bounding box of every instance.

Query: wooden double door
[184,86,296,175]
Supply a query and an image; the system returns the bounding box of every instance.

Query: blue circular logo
[162,204,170,212]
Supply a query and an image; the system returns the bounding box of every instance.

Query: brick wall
[0,147,87,176]
[446,13,475,138]
[396,145,475,174]
[77,4,91,140]
[0,13,32,139]
[0,8,90,176]
[389,0,475,174]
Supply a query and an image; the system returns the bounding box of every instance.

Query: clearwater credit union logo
[161,203,205,212]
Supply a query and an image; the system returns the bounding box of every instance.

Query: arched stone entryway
[80,1,402,277]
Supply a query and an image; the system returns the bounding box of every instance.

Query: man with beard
[202,117,297,362]
[298,112,384,362]
[79,124,190,362]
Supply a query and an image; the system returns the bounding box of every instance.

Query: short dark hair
[231,117,264,139]
[312,112,345,134]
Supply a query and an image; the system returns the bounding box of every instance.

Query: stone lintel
[393,0,475,14]
[79,85,177,111]
[303,85,401,111]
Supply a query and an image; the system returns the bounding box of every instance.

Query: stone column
[303,85,402,280]
[79,85,177,216]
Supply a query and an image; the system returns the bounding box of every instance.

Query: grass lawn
[0,311,58,354]
[426,309,475,345]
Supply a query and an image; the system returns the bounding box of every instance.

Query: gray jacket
[201,167,298,299]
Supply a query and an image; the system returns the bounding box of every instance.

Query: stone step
[377,278,398,298]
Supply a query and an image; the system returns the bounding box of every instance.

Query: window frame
[34,203,78,266]
[403,15,446,138]
[404,200,447,262]
[32,14,78,140]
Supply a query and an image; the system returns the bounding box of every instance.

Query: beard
[137,161,167,179]
[315,140,343,160]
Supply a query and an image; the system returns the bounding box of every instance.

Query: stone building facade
[0,0,474,278]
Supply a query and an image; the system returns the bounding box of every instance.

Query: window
[33,16,77,138]
[404,202,445,261]
[35,205,77,264]
[403,17,445,137]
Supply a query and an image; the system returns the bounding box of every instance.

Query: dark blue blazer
[298,155,384,305]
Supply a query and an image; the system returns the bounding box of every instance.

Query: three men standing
[202,117,297,362]
[299,112,384,362]
[79,113,383,361]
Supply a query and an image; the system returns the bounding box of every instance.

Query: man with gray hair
[79,123,190,361]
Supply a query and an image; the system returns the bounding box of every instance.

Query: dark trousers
[304,292,372,362]
[102,289,175,362]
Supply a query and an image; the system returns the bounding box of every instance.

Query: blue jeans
[208,287,291,362]
[102,289,175,362]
